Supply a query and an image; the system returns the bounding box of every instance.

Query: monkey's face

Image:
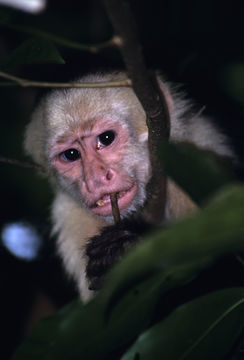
[50,117,150,220]
[24,74,152,221]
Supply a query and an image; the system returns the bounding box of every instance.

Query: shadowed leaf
[12,185,244,360]
[159,142,235,204]
[0,37,64,69]
[121,288,244,360]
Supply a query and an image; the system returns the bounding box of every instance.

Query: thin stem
[110,193,121,224]
[0,156,43,171]
[0,22,119,53]
[0,71,132,88]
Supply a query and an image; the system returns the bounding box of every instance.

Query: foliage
[0,1,243,360]
[12,145,244,360]
[0,37,64,70]
[159,142,235,205]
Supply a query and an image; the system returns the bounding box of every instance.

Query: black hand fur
[86,219,151,291]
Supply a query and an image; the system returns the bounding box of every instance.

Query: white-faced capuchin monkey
[24,72,234,302]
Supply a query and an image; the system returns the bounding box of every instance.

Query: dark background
[0,0,243,358]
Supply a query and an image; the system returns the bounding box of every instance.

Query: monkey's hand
[86,220,150,291]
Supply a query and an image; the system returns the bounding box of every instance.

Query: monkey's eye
[61,148,81,162]
[96,130,115,149]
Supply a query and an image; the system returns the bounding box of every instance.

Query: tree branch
[104,0,170,224]
[0,70,131,88]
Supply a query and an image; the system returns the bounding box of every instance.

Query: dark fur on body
[86,219,152,290]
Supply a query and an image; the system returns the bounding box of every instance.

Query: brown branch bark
[110,193,121,224]
[104,0,170,224]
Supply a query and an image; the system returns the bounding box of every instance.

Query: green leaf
[159,142,234,205]
[0,37,64,69]
[0,7,13,23]
[12,185,244,360]
[100,185,244,308]
[0,22,92,52]
[121,287,244,360]
[11,314,62,360]
[12,275,162,360]
[220,62,244,106]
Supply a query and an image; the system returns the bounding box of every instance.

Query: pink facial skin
[51,118,137,217]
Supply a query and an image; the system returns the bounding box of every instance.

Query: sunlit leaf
[121,287,244,360]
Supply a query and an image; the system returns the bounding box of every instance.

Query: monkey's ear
[24,102,46,167]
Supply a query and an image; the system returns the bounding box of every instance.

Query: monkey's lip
[91,184,137,216]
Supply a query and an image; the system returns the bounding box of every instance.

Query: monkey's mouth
[91,184,137,216]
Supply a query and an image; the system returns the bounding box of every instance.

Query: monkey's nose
[106,169,114,181]
[84,167,116,193]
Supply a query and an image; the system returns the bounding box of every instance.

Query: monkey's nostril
[106,169,114,181]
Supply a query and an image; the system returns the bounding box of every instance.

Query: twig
[0,22,119,53]
[0,71,132,88]
[110,193,121,224]
[90,36,122,54]
[0,156,43,171]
